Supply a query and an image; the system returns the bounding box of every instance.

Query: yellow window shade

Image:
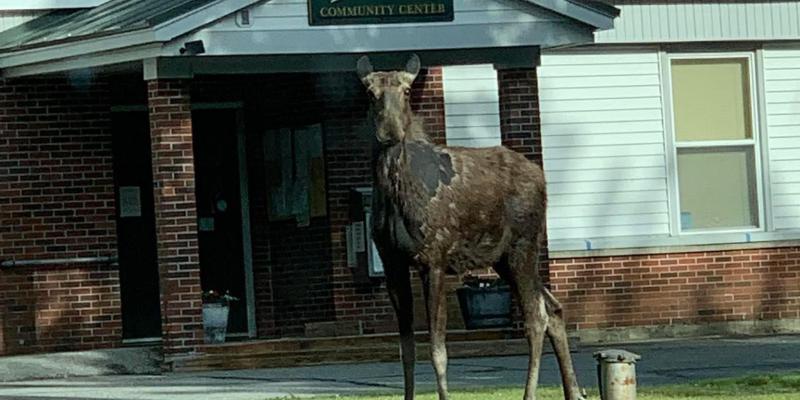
[671,58,753,142]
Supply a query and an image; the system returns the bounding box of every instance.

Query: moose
[357,54,587,400]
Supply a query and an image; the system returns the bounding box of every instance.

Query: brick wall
[147,79,204,356]
[0,77,121,355]
[550,246,800,331]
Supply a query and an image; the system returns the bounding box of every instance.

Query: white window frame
[662,51,766,237]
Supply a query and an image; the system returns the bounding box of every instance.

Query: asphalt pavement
[0,335,798,399]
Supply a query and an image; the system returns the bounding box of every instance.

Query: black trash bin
[456,283,512,329]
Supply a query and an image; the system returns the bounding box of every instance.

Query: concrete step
[179,339,530,372]
[176,329,540,372]
[200,328,521,355]
[0,346,161,382]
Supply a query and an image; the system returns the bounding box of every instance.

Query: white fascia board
[0,0,109,10]
[1,43,161,77]
[527,0,617,30]
[153,0,261,41]
[0,29,155,69]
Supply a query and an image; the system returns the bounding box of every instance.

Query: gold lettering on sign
[399,3,446,15]
[319,3,445,18]
[320,4,398,17]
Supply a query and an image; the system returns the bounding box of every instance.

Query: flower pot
[456,285,512,330]
[202,303,230,344]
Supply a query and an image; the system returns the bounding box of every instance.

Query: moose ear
[356,56,374,81]
[405,54,421,79]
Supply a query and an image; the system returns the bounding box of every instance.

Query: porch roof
[0,0,618,78]
[0,0,221,52]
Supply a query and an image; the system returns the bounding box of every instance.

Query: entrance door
[111,110,162,340]
[192,108,251,336]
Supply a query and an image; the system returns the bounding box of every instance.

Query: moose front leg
[423,267,450,400]
[386,264,416,400]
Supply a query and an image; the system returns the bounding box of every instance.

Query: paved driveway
[0,335,798,399]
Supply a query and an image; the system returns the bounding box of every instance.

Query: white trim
[664,51,766,234]
[142,58,159,81]
[749,53,768,236]
[674,140,756,148]
[550,231,800,253]
[754,49,774,232]
[0,0,107,10]
[1,43,160,78]
[552,240,800,259]
[236,109,257,338]
[0,30,155,69]
[659,50,681,236]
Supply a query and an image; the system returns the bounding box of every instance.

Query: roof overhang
[528,0,618,30]
[0,0,109,11]
[0,0,617,78]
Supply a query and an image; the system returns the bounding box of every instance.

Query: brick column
[497,68,549,284]
[412,67,446,145]
[146,80,203,360]
[498,69,542,164]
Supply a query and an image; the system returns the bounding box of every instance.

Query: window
[667,55,763,233]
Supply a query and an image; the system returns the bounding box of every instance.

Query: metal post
[1,256,117,268]
[593,349,641,400]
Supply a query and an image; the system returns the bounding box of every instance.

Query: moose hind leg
[544,288,586,400]
[386,264,416,400]
[508,247,548,400]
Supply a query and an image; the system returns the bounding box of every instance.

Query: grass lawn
[297,372,800,400]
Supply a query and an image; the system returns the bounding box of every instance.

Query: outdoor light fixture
[180,40,205,55]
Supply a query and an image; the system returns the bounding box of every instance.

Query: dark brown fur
[359,55,586,400]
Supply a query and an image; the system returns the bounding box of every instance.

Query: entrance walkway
[0,335,798,399]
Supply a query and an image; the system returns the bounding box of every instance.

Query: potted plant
[202,290,239,344]
[456,275,512,330]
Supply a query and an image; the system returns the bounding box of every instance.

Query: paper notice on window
[119,186,142,218]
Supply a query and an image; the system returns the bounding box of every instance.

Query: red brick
[552,247,800,330]
[0,77,121,356]
[147,79,203,356]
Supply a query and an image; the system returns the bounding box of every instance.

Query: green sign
[308,0,454,26]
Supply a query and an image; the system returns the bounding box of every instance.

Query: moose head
[357,54,427,145]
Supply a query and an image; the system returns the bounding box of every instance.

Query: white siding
[596,1,800,43]
[538,51,670,242]
[442,64,501,148]
[763,49,800,231]
[0,11,44,33]
[165,0,589,56]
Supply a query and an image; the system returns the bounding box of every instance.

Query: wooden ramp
[174,329,530,372]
